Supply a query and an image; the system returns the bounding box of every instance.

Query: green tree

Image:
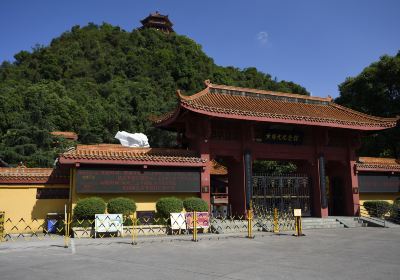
[336,52,400,157]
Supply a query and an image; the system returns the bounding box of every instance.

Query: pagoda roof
[59,144,206,167]
[155,81,399,131]
[140,12,173,30]
[356,157,400,172]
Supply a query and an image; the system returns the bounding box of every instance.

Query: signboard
[256,129,303,145]
[358,174,400,193]
[185,212,210,229]
[76,166,200,193]
[294,209,302,217]
[170,213,187,230]
[95,214,123,234]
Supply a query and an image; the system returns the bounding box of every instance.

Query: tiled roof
[0,167,69,184]
[59,144,207,165]
[356,157,400,171]
[210,160,228,176]
[51,131,78,141]
[155,81,398,130]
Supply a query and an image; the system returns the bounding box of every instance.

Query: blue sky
[1,0,399,98]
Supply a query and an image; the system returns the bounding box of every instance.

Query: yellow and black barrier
[0,211,4,242]
[273,208,279,233]
[192,211,198,242]
[247,209,254,239]
[0,210,299,245]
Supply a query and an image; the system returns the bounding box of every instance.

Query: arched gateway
[154,80,398,217]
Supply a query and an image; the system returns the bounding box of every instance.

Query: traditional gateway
[0,81,399,223]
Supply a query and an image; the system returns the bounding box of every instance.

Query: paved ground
[0,227,399,280]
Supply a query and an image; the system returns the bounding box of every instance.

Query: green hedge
[390,198,400,221]
[363,201,391,218]
[183,197,208,212]
[73,197,106,220]
[156,197,183,219]
[107,197,136,215]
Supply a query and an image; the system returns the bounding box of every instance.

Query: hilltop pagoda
[140,11,174,33]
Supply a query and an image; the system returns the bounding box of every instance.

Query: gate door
[252,174,311,216]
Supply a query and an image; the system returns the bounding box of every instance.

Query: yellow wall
[0,184,68,233]
[359,193,400,215]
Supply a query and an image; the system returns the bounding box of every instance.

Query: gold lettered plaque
[294,209,302,217]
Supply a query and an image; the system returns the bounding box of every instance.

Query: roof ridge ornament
[204,79,211,87]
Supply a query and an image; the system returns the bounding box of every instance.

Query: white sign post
[170,213,186,230]
[95,214,123,238]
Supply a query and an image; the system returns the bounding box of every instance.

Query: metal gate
[252,174,311,216]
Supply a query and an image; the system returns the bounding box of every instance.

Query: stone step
[301,217,345,230]
[301,220,341,225]
[301,222,341,227]
[302,219,338,223]
[302,224,345,229]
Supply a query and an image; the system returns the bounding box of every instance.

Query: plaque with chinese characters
[255,129,303,145]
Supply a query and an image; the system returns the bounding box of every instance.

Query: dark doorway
[329,176,345,216]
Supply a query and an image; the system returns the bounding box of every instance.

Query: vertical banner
[319,155,328,209]
[244,150,252,210]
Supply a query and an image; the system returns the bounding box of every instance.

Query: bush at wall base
[183,197,208,212]
[107,197,137,224]
[73,197,106,221]
[156,197,183,219]
[363,201,391,218]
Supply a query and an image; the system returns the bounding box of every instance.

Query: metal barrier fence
[0,209,297,247]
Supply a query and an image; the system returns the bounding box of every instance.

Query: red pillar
[188,117,211,210]
[312,128,329,218]
[309,159,328,217]
[199,144,211,209]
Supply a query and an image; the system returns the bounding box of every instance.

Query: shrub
[107,197,137,215]
[156,197,183,219]
[363,201,391,218]
[390,198,400,222]
[73,197,106,220]
[183,197,208,212]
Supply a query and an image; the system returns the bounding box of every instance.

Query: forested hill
[0,23,308,167]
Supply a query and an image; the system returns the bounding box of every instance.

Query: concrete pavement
[0,227,399,280]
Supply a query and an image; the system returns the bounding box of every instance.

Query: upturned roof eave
[153,106,183,128]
